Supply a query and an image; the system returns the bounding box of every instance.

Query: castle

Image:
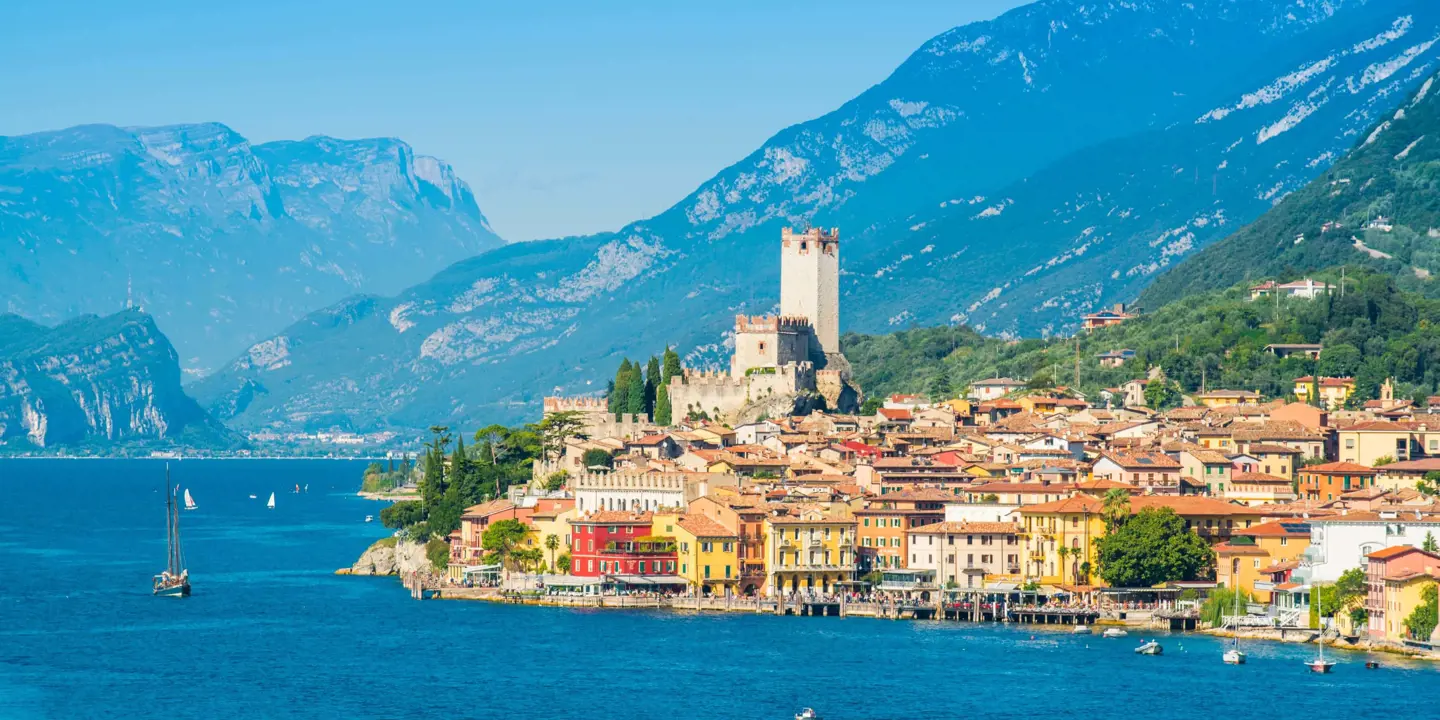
[669,227,857,422]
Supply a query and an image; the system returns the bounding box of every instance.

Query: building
[658,512,740,596]
[1080,304,1136,333]
[1194,389,1262,408]
[1092,451,1183,495]
[1300,510,1440,585]
[1264,343,1324,360]
[452,499,534,565]
[688,495,769,595]
[568,510,677,578]
[1227,472,1298,505]
[1293,376,1355,409]
[969,377,1028,402]
[572,471,737,513]
[763,508,857,595]
[1017,496,1105,585]
[1377,458,1440,492]
[1298,462,1377,502]
[1338,421,1439,466]
[907,521,1023,589]
[667,227,857,423]
[854,490,949,570]
[1215,521,1310,602]
[1096,349,1135,368]
[1249,278,1335,300]
[1365,546,1440,642]
[1178,448,1233,496]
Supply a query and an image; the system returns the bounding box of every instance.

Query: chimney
[1113,303,1126,314]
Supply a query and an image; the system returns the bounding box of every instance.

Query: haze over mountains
[0,123,503,372]
[6,0,1440,447]
[183,0,1440,436]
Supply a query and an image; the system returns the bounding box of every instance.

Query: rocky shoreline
[1202,626,1439,661]
[338,538,430,577]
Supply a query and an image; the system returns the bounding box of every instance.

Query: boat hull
[1223,650,1246,665]
[153,582,191,598]
[1307,661,1334,673]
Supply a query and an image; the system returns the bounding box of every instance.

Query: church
[668,227,858,423]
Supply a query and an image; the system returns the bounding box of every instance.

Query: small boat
[183,488,198,511]
[249,494,257,499]
[153,465,192,598]
[1102,628,1129,638]
[267,492,276,509]
[795,710,821,720]
[1222,592,1246,665]
[293,484,301,494]
[1307,632,1335,673]
[1135,640,1163,655]
[365,515,374,523]
[1073,624,1092,635]
[1365,661,1381,669]
[304,484,310,493]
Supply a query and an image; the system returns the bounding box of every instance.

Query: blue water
[1,459,1435,719]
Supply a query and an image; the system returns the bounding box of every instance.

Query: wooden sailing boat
[1223,588,1246,665]
[153,465,191,597]
[183,488,198,511]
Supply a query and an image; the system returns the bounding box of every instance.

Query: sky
[0,0,1026,241]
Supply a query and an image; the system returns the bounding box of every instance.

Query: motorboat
[796,710,822,720]
[1102,628,1128,638]
[365,515,374,523]
[1223,648,1247,665]
[1135,640,1163,655]
[1073,625,1092,635]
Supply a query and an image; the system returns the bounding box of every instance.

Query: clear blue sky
[0,0,1025,241]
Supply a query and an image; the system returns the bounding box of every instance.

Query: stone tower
[780,227,839,358]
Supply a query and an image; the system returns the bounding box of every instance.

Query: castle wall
[669,370,750,421]
[780,228,839,357]
[731,315,813,377]
[543,396,651,439]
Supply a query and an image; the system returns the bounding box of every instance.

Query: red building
[568,511,677,578]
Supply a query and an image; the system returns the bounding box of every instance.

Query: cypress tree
[645,355,662,414]
[611,359,632,418]
[655,384,673,426]
[662,346,682,384]
[626,363,646,415]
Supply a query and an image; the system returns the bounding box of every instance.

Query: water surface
[0,459,1432,719]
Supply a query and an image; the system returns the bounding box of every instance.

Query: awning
[541,574,600,587]
[985,581,1019,592]
[606,575,689,586]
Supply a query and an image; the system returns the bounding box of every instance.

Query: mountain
[0,123,503,372]
[196,0,1440,434]
[1141,68,1440,307]
[0,309,235,451]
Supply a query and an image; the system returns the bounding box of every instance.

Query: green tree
[626,362,647,415]
[654,384,673,426]
[645,356,662,414]
[557,552,572,573]
[1095,508,1214,587]
[537,410,588,462]
[1419,471,1440,496]
[544,533,561,572]
[1314,567,1369,618]
[543,470,569,492]
[1403,584,1439,640]
[1317,344,1362,377]
[610,359,633,417]
[1143,378,1180,409]
[1101,488,1131,532]
[1200,587,1252,626]
[379,500,424,529]
[425,538,451,571]
[581,448,613,470]
[481,519,533,573]
[662,346,683,385]
[980,493,1000,503]
[1426,532,1439,553]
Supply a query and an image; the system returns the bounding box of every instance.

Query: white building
[1300,510,1440,584]
[969,378,1027,402]
[943,502,1020,524]
[572,471,737,513]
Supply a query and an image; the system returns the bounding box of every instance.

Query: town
[392,228,1440,655]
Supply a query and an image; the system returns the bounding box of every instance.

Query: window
[863,518,870,527]
[1280,537,1288,546]
[725,565,732,579]
[967,535,974,545]
[703,565,711,579]
[723,542,733,552]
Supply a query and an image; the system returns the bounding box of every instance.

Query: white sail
[267,492,276,509]
[183,488,197,510]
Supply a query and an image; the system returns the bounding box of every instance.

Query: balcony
[601,541,676,555]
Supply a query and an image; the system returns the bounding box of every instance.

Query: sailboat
[183,488,198,511]
[152,465,191,597]
[267,492,276,509]
[1307,627,1335,673]
[1223,589,1247,665]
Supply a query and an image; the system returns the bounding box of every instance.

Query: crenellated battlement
[544,396,609,413]
[734,314,813,334]
[782,227,839,251]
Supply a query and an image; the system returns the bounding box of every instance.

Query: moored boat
[365,515,374,523]
[1073,624,1092,635]
[152,465,191,598]
[1307,629,1335,673]
[1102,628,1128,638]
[1135,640,1163,655]
[795,709,821,720]
[1222,591,1246,665]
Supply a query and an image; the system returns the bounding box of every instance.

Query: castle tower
[780,227,839,357]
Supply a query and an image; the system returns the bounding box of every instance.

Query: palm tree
[1057,546,1072,583]
[544,534,561,572]
[1101,488,1131,532]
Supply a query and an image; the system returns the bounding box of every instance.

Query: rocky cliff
[348,539,430,576]
[0,123,505,373]
[0,309,232,450]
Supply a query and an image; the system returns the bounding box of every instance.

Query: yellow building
[1293,376,1354,409]
[1194,389,1262,408]
[763,508,857,596]
[1337,420,1433,466]
[1214,521,1310,602]
[656,512,740,595]
[1017,496,1107,586]
[528,503,578,572]
[1379,571,1437,643]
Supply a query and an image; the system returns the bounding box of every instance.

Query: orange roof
[573,510,653,525]
[1238,521,1310,537]
[1128,495,1263,517]
[461,499,518,518]
[676,514,736,538]
[911,521,1021,535]
[1233,472,1292,485]
[878,408,913,420]
[1367,545,1430,561]
[1215,542,1268,556]
[1303,462,1376,474]
[1019,496,1103,515]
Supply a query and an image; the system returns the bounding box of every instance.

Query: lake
[1,459,1434,719]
